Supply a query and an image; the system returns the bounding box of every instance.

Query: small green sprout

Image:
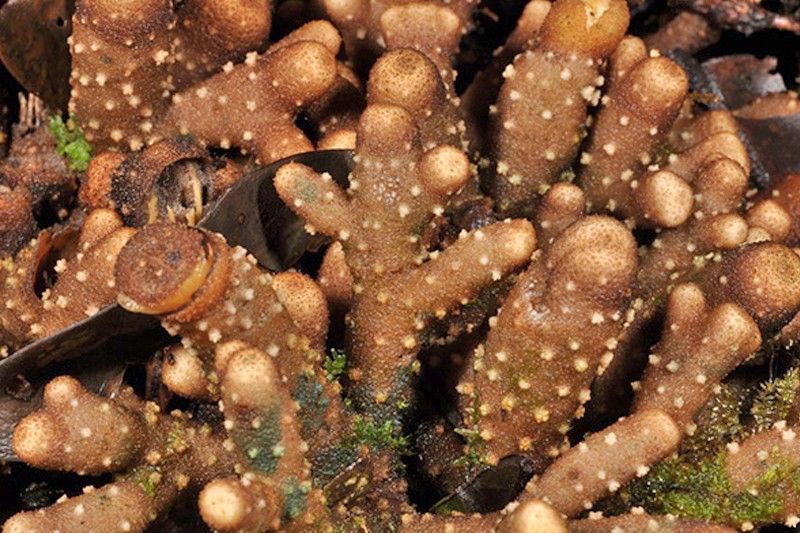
[324,348,347,381]
[49,113,92,172]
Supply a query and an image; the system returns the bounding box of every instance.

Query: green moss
[751,368,799,431]
[231,404,283,475]
[49,113,92,172]
[311,413,408,486]
[281,477,311,521]
[613,449,797,526]
[454,393,490,469]
[680,384,745,461]
[122,465,161,499]
[165,421,187,456]
[324,349,347,381]
[139,476,157,498]
[600,370,800,527]
[353,416,407,453]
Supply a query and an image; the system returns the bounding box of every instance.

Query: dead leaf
[0,0,73,111]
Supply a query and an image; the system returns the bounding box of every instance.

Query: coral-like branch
[462,0,552,152]
[199,343,326,531]
[723,423,800,524]
[400,499,567,533]
[321,0,476,76]
[486,0,629,215]
[522,409,681,517]
[571,513,737,532]
[69,0,272,151]
[157,22,340,164]
[458,216,637,463]
[114,223,347,466]
[579,52,690,227]
[276,97,535,418]
[635,283,762,431]
[6,376,235,532]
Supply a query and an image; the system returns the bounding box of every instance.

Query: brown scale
[486,0,629,216]
[0,186,36,257]
[114,223,348,468]
[69,0,272,151]
[0,123,75,214]
[6,376,235,533]
[0,96,77,254]
[0,209,134,352]
[458,216,638,464]
[275,96,536,418]
[644,10,721,54]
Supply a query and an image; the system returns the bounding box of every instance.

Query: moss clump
[49,113,92,172]
[751,368,799,431]
[680,384,745,462]
[353,416,408,453]
[601,365,800,527]
[619,451,791,525]
[454,392,491,470]
[310,415,408,487]
[122,464,161,499]
[324,349,347,381]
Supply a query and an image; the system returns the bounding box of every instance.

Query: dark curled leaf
[200,149,353,271]
[430,454,536,515]
[701,55,786,110]
[0,0,73,111]
[737,113,800,180]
